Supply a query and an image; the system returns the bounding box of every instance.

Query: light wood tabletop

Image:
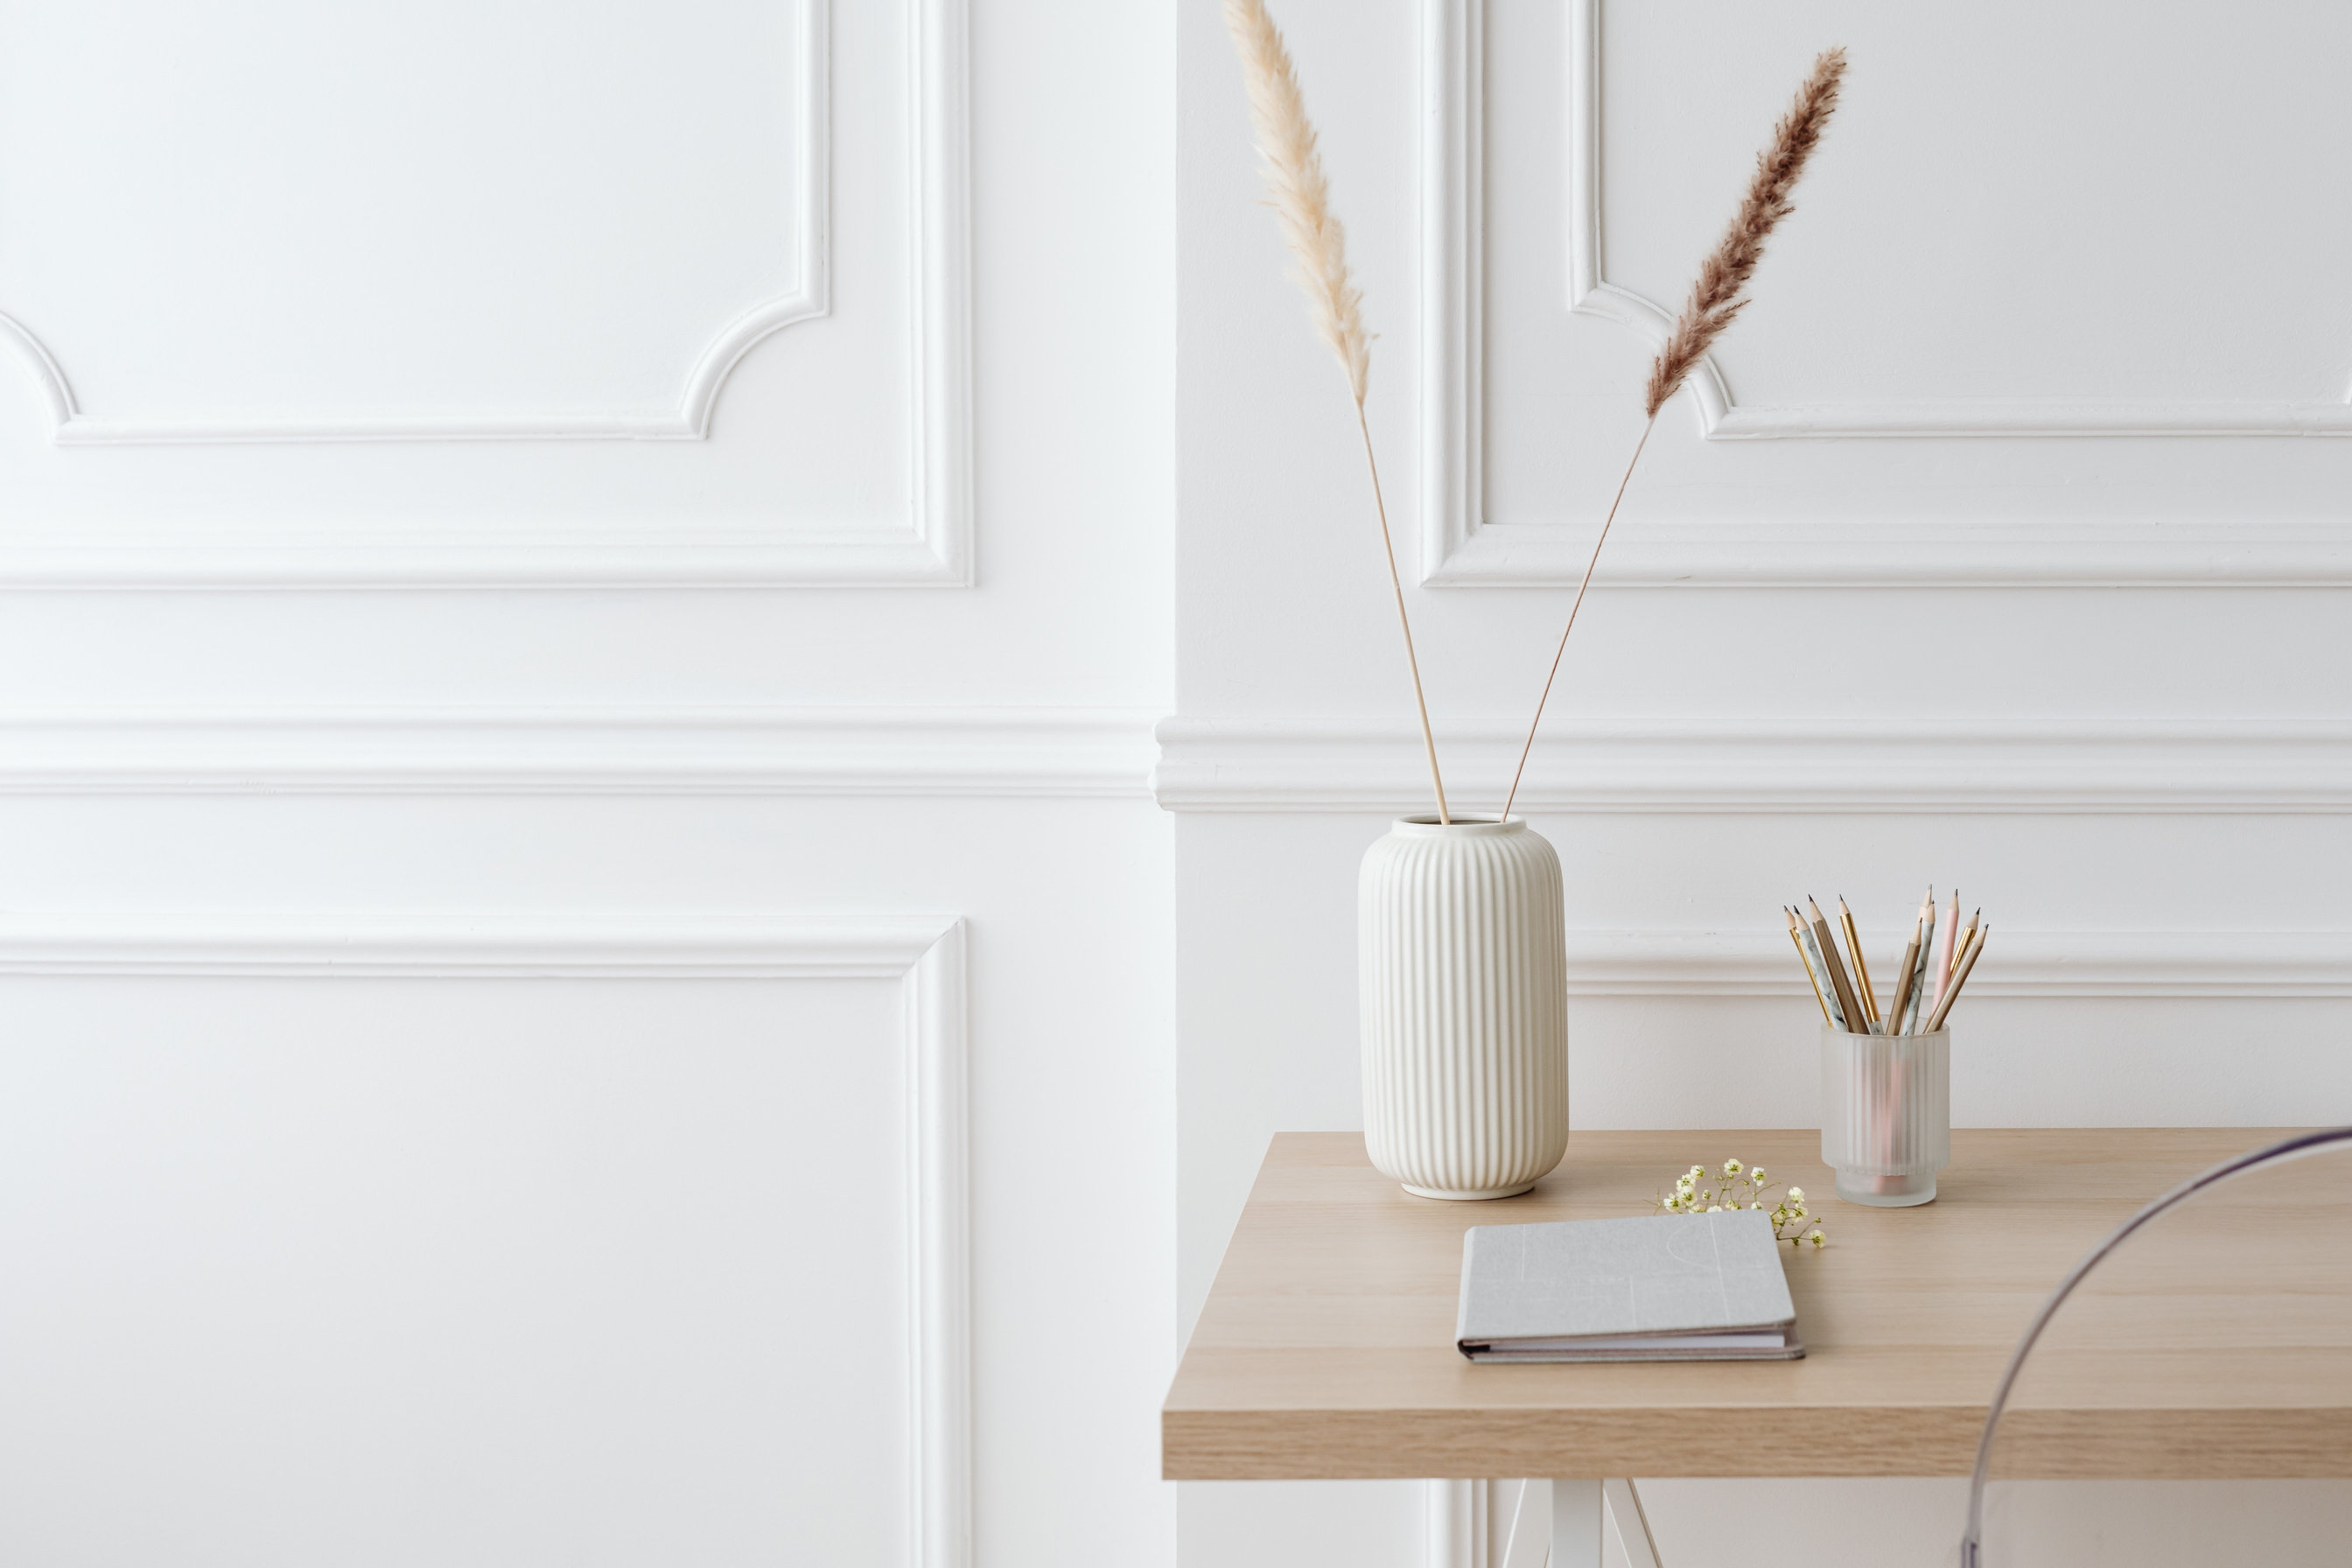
[1164,1128,2352,1480]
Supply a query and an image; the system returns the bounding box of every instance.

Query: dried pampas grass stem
[1502,47,1846,820]
[1225,0,1449,822]
[1646,47,1847,420]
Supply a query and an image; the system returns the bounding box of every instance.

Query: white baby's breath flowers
[1652,1157,1827,1250]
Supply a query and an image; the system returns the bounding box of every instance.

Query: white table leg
[1552,1478,1602,1568]
[1549,1478,1663,1568]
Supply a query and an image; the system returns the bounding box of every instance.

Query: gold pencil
[1885,914,1923,1037]
[1807,896,1867,1032]
[1786,906,1832,1024]
[1899,886,1936,1033]
[1838,895,1880,1026]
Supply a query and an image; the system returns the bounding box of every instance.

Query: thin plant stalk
[1501,47,1845,819]
[1225,0,1450,821]
[1499,413,1654,821]
[1356,407,1451,821]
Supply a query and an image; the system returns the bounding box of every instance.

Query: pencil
[1898,887,1934,1034]
[1837,896,1880,1027]
[1786,907,1832,1025]
[1923,923,1987,1034]
[1929,889,1960,1011]
[1807,896,1867,1032]
[1789,906,1850,1032]
[1885,914,1923,1037]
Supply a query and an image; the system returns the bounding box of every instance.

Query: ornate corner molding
[0,0,973,587]
[1418,0,2352,586]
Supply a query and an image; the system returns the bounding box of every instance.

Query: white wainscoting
[1417,0,2352,586]
[0,0,971,588]
[2,0,830,447]
[0,911,972,1568]
[0,707,1160,797]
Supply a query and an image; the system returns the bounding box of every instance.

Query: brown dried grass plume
[1223,0,1371,406]
[1644,47,1847,419]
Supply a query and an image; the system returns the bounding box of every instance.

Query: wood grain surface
[1163,1129,2352,1480]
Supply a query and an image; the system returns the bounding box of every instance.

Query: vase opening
[1394,814,1523,836]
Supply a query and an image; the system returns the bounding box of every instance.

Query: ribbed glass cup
[1820,1025,1951,1207]
[1359,816,1569,1200]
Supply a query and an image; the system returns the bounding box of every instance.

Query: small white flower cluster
[1656,1158,1825,1249]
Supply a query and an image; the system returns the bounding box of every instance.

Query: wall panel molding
[1555,928,2352,1000]
[0,910,974,1568]
[1564,0,2352,442]
[1153,715,2352,816]
[0,706,1158,797]
[0,0,971,588]
[1418,0,2352,586]
[3,3,829,446]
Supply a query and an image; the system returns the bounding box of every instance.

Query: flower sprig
[1654,1158,1824,1250]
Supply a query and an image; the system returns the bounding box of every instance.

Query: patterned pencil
[1807,897,1867,1032]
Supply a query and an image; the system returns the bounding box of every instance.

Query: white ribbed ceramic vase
[1359,816,1569,1200]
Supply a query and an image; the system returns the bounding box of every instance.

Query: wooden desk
[1165,1128,2352,1483]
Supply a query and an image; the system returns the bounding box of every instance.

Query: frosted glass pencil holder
[1820,1026,1950,1208]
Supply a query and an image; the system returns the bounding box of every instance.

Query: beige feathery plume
[1502,47,1847,820]
[1645,47,1847,419]
[1225,0,1450,822]
[1223,0,1371,405]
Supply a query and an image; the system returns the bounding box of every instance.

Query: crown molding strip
[0,706,1159,797]
[1557,928,2352,999]
[1152,716,2352,815]
[0,909,974,1568]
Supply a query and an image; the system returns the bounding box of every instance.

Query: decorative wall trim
[3,2,828,446]
[0,706,1158,797]
[1557,928,2352,999]
[0,0,972,587]
[1153,715,2352,816]
[0,910,974,1568]
[1418,0,2352,586]
[1418,0,1482,598]
[1567,0,2352,441]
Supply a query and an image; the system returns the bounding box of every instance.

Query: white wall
[1171,1,2352,1564]
[0,4,1176,1568]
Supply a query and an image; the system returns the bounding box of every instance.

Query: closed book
[1456,1210,1803,1362]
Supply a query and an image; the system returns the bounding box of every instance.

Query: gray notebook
[1456,1210,1804,1362]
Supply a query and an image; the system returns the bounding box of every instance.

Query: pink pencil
[1928,888,1960,1012]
